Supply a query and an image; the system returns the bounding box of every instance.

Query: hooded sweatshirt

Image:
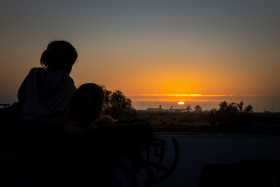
[18,68,76,125]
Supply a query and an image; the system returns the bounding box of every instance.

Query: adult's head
[68,83,105,126]
[40,40,78,74]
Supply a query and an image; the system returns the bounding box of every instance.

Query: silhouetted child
[18,40,78,125]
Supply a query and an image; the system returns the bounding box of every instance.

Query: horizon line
[127,94,266,97]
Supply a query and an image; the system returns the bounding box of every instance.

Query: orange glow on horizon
[129,98,223,102]
[126,94,266,103]
[128,94,234,97]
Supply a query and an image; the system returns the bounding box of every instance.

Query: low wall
[132,135,280,187]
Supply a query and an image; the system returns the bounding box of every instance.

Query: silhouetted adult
[18,40,78,125]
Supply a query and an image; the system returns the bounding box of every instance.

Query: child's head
[68,83,105,126]
[40,40,78,74]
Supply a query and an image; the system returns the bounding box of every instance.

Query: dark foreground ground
[0,107,280,186]
[137,111,280,136]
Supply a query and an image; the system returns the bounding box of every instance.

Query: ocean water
[131,96,280,112]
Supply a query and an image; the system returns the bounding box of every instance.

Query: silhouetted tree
[194,105,202,112]
[230,102,239,112]
[104,90,137,119]
[219,101,228,111]
[244,104,253,113]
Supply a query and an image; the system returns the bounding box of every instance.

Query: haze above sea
[130,95,280,112]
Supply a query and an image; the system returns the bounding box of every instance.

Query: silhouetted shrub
[207,101,255,130]
[103,90,137,119]
[194,105,203,112]
[218,101,253,113]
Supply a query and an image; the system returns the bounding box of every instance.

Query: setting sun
[178,101,185,105]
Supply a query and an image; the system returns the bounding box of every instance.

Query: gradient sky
[1,0,280,104]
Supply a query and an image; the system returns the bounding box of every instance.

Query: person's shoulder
[65,74,74,82]
[28,67,43,74]
[30,67,43,71]
[64,74,75,87]
[23,67,43,80]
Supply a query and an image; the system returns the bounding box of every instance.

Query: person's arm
[53,76,76,112]
[92,119,152,148]
[94,115,117,127]
[17,73,29,103]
